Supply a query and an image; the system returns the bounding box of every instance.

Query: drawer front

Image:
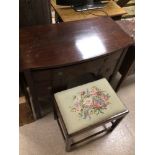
[99,52,122,78]
[32,50,122,96]
[32,70,51,82]
[32,50,122,82]
[51,50,122,83]
[34,81,52,96]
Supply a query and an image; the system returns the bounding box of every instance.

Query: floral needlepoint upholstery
[70,86,111,120]
[54,78,127,134]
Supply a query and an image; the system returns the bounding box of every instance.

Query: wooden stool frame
[53,97,129,151]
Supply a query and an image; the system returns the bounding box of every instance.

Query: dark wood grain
[20,17,133,71]
[19,0,51,27]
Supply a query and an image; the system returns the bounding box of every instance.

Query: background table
[51,0,126,22]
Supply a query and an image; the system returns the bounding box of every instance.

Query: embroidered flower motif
[70,86,111,119]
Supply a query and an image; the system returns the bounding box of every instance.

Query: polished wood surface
[20,17,133,71]
[51,0,126,22]
[116,19,135,39]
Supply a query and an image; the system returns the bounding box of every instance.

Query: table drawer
[51,50,122,81]
[32,50,122,93]
[32,70,51,82]
[34,81,52,96]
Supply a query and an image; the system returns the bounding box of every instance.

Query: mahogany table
[20,17,133,119]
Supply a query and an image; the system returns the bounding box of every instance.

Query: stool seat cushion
[54,78,127,134]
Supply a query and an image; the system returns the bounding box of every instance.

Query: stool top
[54,78,128,134]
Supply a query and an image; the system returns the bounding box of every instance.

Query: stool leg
[51,95,58,120]
[53,106,58,120]
[109,117,123,132]
[53,102,58,120]
[66,138,73,152]
[115,73,127,91]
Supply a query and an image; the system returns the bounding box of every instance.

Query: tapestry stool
[53,78,129,151]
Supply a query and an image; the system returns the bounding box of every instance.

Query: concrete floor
[19,76,135,155]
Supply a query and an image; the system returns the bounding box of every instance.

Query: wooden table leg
[55,11,63,23]
[116,45,135,91]
[24,70,42,119]
[109,48,128,90]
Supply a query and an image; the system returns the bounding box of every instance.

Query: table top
[20,17,133,70]
[116,19,135,40]
[51,0,127,22]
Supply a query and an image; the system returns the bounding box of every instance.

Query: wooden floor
[20,75,135,155]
